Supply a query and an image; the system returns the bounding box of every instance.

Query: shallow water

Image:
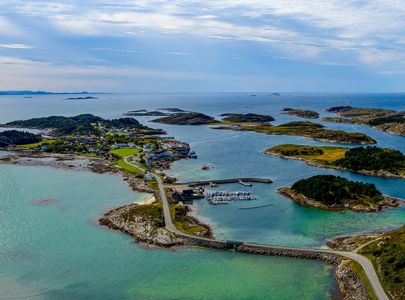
[0,92,404,298]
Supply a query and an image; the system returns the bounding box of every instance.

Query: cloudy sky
[1,0,405,92]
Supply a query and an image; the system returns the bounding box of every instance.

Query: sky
[0,0,405,92]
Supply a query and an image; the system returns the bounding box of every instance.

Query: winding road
[124,155,389,300]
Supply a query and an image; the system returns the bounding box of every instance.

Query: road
[124,155,389,300]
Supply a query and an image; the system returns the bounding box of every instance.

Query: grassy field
[114,158,142,174]
[16,138,58,149]
[109,147,141,157]
[360,226,405,300]
[266,144,348,164]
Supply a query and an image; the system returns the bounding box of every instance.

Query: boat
[238,180,252,187]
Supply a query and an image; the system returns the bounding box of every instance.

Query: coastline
[277,187,402,212]
[0,149,388,299]
[265,150,405,179]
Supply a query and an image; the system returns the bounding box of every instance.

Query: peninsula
[213,121,376,144]
[323,106,405,136]
[278,175,401,212]
[282,108,320,119]
[265,144,405,178]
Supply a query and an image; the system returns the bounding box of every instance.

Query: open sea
[0,92,404,299]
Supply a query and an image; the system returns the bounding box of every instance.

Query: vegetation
[220,113,274,123]
[3,114,146,136]
[324,106,405,136]
[109,147,141,157]
[114,158,142,174]
[291,175,383,206]
[266,144,405,177]
[223,121,376,144]
[124,111,167,116]
[0,130,41,147]
[120,203,163,225]
[152,112,219,125]
[335,147,405,175]
[172,205,210,237]
[346,261,378,300]
[360,226,405,300]
[282,108,319,119]
[267,144,348,162]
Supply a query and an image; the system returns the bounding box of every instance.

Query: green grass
[16,138,58,149]
[109,147,140,157]
[236,121,376,144]
[360,226,405,300]
[114,158,142,174]
[266,144,348,164]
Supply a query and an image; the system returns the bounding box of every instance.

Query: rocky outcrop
[335,260,370,300]
[99,204,183,247]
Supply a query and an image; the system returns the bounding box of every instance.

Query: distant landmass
[0,91,104,95]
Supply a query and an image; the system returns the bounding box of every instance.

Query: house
[144,172,155,181]
[143,143,153,150]
[127,142,137,148]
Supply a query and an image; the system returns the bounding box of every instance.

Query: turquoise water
[0,165,337,299]
[0,93,404,298]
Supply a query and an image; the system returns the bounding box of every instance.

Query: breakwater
[178,177,273,187]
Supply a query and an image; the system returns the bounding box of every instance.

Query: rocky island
[323,106,405,136]
[281,108,320,119]
[124,110,168,116]
[278,175,402,212]
[213,121,376,144]
[220,113,275,123]
[152,112,219,125]
[266,144,405,178]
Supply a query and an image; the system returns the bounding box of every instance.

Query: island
[213,121,376,144]
[64,96,98,100]
[265,144,405,178]
[124,110,168,116]
[220,113,275,123]
[152,112,219,125]
[323,106,405,136]
[158,108,186,112]
[281,108,319,119]
[0,130,41,147]
[328,225,405,300]
[278,175,401,212]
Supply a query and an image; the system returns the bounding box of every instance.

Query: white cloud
[0,44,33,49]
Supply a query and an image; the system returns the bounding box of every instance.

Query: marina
[205,191,257,205]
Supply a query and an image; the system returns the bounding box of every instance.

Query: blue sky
[0,0,405,92]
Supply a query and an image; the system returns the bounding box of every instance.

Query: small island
[220,113,274,123]
[265,144,405,178]
[278,175,401,212]
[158,108,186,113]
[152,112,219,125]
[323,106,405,136]
[124,110,168,116]
[0,130,42,147]
[64,96,98,100]
[213,121,376,144]
[282,108,319,119]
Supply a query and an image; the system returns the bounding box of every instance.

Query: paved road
[124,156,388,300]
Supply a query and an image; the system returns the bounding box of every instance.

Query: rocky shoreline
[278,187,402,212]
[266,150,405,179]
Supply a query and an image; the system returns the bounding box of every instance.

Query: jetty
[178,177,273,187]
